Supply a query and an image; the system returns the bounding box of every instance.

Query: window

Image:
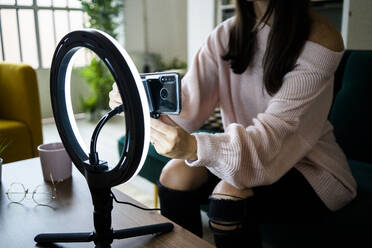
[0,0,87,68]
[216,0,235,24]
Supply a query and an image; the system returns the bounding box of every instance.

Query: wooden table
[0,158,214,248]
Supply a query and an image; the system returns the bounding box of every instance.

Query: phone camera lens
[160,88,168,99]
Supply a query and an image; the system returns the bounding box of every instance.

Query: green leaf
[77,0,123,112]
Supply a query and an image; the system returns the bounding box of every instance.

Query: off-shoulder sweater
[170,18,357,211]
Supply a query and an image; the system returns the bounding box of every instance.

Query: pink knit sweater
[171,18,357,211]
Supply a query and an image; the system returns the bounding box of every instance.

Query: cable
[110,189,161,211]
[89,106,161,211]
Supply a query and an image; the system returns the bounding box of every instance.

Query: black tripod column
[90,187,114,248]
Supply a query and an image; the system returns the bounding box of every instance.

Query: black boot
[208,197,262,248]
[158,183,204,237]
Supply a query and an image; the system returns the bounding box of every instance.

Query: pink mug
[38,142,72,182]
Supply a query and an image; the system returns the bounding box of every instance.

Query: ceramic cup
[38,142,72,182]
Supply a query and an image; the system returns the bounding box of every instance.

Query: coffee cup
[38,142,72,182]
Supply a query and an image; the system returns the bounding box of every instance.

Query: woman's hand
[109,83,122,109]
[111,82,197,160]
[151,116,198,161]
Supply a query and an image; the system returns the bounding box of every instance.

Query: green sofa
[119,50,372,247]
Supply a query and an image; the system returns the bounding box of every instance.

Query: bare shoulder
[308,12,345,52]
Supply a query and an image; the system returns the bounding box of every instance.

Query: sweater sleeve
[169,23,229,132]
[186,59,341,189]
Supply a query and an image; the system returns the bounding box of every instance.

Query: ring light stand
[34,29,173,247]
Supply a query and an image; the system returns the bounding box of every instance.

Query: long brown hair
[222,0,311,96]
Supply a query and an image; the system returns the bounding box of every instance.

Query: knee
[208,195,262,247]
[212,180,254,200]
[159,159,209,191]
[208,196,254,232]
[209,181,254,231]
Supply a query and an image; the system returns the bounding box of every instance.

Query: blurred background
[0,0,371,244]
[0,0,370,121]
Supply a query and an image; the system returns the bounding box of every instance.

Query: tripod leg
[34,232,94,243]
[113,222,174,239]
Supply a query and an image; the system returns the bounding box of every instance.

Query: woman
[110,0,357,247]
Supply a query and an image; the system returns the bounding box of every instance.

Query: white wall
[123,0,145,54]
[124,0,187,71]
[147,0,187,62]
[342,0,372,50]
[187,0,215,67]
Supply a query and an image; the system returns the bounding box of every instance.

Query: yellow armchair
[0,63,43,163]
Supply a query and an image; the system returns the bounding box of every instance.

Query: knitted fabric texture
[171,18,357,211]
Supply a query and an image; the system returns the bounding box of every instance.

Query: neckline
[256,20,344,55]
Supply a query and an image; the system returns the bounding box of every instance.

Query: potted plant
[79,0,123,121]
[79,58,115,121]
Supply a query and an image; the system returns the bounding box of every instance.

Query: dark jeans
[158,168,331,247]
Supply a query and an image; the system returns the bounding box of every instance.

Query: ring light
[35,29,173,247]
[50,29,150,188]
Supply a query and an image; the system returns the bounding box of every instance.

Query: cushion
[139,143,171,183]
[328,51,372,164]
[321,160,372,247]
[261,159,372,247]
[349,159,372,193]
[0,119,33,163]
[0,63,42,158]
[118,136,170,183]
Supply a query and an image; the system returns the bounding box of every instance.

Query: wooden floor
[42,116,214,245]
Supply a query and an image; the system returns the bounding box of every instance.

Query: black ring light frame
[34,29,173,247]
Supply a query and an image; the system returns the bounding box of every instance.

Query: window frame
[0,0,85,68]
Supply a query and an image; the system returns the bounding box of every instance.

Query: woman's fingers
[150,127,170,154]
[109,89,120,100]
[150,119,179,155]
[109,99,121,110]
[113,82,118,91]
[150,126,168,141]
[151,118,177,136]
[149,116,197,160]
[150,132,164,150]
[158,115,174,125]
[161,115,179,126]
[109,83,122,109]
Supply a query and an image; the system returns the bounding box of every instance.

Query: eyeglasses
[5,174,59,206]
